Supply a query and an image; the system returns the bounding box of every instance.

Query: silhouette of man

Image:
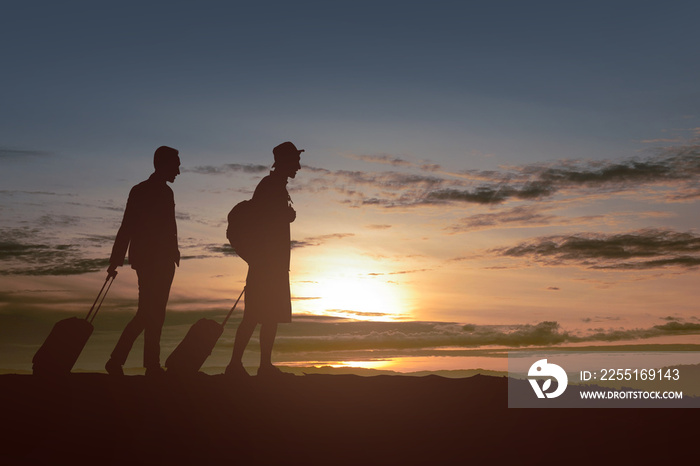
[226,141,302,378]
[105,146,181,376]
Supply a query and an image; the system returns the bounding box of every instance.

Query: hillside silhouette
[2,373,695,464]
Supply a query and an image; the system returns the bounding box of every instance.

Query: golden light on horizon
[315,360,394,370]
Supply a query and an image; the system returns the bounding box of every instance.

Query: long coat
[244,171,295,323]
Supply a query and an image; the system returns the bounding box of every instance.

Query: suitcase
[32,276,115,376]
[165,288,244,375]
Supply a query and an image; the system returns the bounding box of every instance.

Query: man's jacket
[110,174,179,269]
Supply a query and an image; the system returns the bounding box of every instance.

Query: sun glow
[293,266,409,321]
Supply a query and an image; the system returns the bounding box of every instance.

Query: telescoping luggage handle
[85,275,115,324]
[221,287,245,327]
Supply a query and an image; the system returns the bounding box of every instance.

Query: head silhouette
[154,146,181,183]
[272,141,303,179]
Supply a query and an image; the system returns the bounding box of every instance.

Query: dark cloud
[195,233,354,259]
[37,214,81,227]
[431,146,700,205]
[0,244,108,276]
[427,182,555,204]
[16,258,109,276]
[582,321,700,342]
[447,205,606,233]
[291,233,354,249]
[0,241,47,261]
[460,321,571,346]
[79,234,117,245]
[305,143,700,207]
[274,320,566,353]
[0,227,109,276]
[270,318,700,353]
[347,153,445,174]
[581,316,621,323]
[204,243,238,257]
[351,154,414,167]
[493,228,700,270]
[0,190,66,197]
[297,165,447,207]
[324,309,399,319]
[333,170,444,190]
[0,147,51,159]
[184,163,269,175]
[449,205,559,231]
[465,319,700,346]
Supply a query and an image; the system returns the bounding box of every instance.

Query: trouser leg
[110,263,174,368]
[110,311,146,366]
[141,263,175,368]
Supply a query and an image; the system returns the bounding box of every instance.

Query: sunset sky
[2,1,699,374]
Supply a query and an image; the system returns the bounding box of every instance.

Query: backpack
[226,199,258,262]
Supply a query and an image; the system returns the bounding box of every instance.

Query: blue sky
[2,1,699,373]
[4,1,698,162]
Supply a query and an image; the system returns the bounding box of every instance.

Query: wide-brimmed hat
[272,141,304,167]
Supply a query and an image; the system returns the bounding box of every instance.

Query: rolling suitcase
[165,288,245,375]
[32,275,115,376]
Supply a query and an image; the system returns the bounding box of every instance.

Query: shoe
[224,363,250,379]
[105,359,124,376]
[145,366,166,377]
[257,364,294,378]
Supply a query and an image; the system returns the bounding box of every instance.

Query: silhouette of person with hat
[226,141,303,378]
[105,146,181,376]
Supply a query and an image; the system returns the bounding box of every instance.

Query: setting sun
[293,258,410,321]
